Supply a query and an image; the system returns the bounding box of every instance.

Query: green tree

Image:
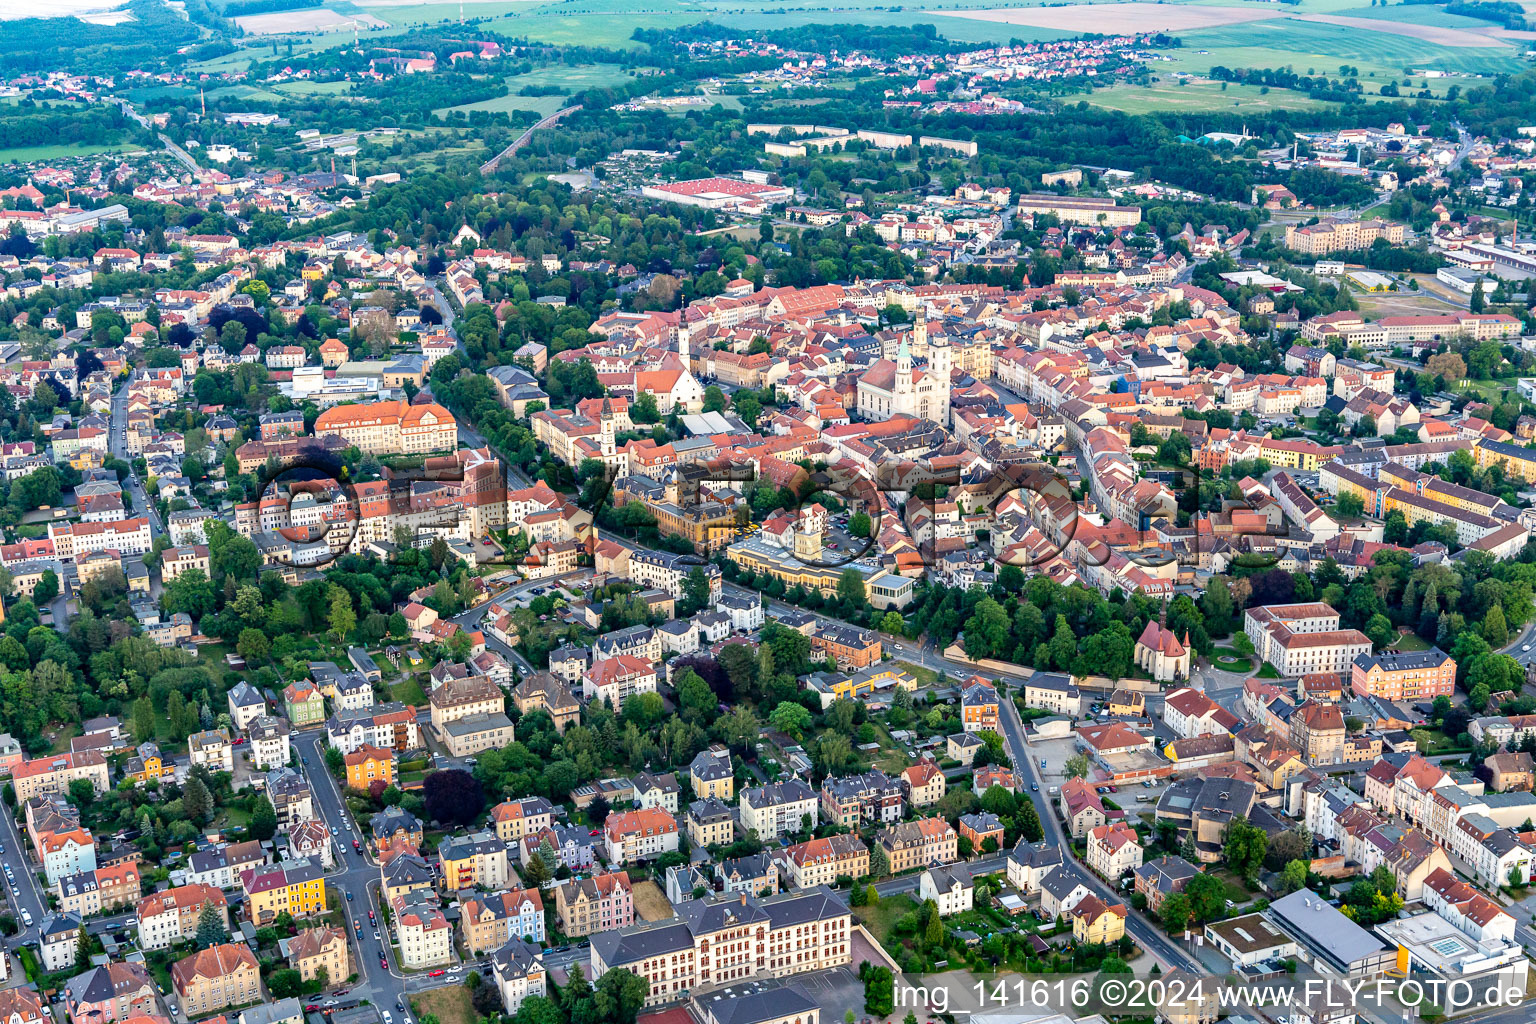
[32,570,58,605]
[1159,893,1193,934]
[132,696,155,742]
[848,512,871,538]
[680,568,712,617]
[250,795,278,841]
[1280,860,1310,895]
[268,969,303,998]
[863,966,894,1016]
[921,899,944,947]
[1483,603,1509,647]
[194,901,227,948]
[183,775,214,824]
[836,570,867,609]
[868,842,889,879]
[237,627,271,664]
[592,969,648,1024]
[768,701,812,739]
[329,588,356,643]
[1223,816,1269,885]
[1063,754,1090,779]
[1016,794,1044,842]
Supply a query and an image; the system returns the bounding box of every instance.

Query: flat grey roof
[1266,890,1390,971]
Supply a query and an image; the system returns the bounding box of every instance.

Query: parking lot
[1028,732,1173,825]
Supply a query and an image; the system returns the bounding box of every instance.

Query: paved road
[0,807,48,945]
[110,373,165,543]
[157,133,203,176]
[994,684,1204,974]
[296,730,467,1002]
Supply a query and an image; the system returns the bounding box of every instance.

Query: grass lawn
[1413,727,1470,755]
[0,142,138,164]
[854,892,918,946]
[391,678,428,705]
[410,986,474,1024]
[44,723,81,755]
[898,661,939,687]
[1389,631,1431,652]
[1083,79,1333,115]
[1211,868,1255,901]
[1257,662,1281,679]
[1212,647,1254,672]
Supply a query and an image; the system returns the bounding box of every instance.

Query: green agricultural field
[205,83,289,103]
[348,0,1074,48]
[1083,78,1335,115]
[1175,19,1522,76]
[0,142,138,164]
[434,63,636,117]
[273,79,354,96]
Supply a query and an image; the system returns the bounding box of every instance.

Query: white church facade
[855,310,952,427]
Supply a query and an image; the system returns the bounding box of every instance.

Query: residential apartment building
[138,883,228,950]
[1086,822,1144,880]
[879,818,958,874]
[391,889,452,968]
[187,841,267,891]
[686,797,735,849]
[775,834,870,890]
[287,926,350,984]
[248,716,291,770]
[740,779,820,841]
[171,943,262,1017]
[491,797,556,844]
[1351,648,1456,702]
[428,677,504,732]
[240,860,326,926]
[438,832,511,892]
[64,961,157,1024]
[342,744,395,792]
[819,770,904,830]
[554,872,634,938]
[461,888,546,953]
[603,809,679,865]
[13,751,110,802]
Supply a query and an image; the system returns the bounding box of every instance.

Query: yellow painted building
[1475,439,1536,484]
[124,743,175,784]
[818,666,917,704]
[1256,438,1327,472]
[1071,896,1128,944]
[241,862,327,925]
[344,745,395,791]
